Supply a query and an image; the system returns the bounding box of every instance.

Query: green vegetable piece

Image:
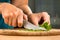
[39,22,52,31]
[22,22,52,31]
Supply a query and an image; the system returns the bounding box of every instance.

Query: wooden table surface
[0,29,60,40]
[0,35,60,40]
[0,29,60,36]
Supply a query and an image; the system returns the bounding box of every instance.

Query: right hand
[1,3,28,27]
[28,12,50,26]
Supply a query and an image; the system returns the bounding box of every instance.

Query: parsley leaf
[39,22,52,31]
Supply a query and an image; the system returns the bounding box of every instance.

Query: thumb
[31,18,38,26]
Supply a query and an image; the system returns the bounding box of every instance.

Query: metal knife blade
[23,20,46,30]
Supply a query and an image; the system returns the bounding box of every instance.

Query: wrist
[0,3,3,14]
[0,3,10,13]
[0,3,6,14]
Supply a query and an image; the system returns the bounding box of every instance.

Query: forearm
[18,5,33,15]
[11,0,33,15]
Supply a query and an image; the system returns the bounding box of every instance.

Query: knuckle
[3,15,9,18]
[14,13,18,17]
[16,9,23,16]
[19,9,23,12]
[10,13,13,17]
[41,12,50,17]
[42,12,48,13]
[19,9,24,14]
[42,12,48,15]
[48,15,50,18]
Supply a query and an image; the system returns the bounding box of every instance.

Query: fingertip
[18,16,23,27]
[3,17,9,25]
[4,20,8,24]
[23,14,28,20]
[32,20,38,26]
[12,22,17,27]
[18,22,23,27]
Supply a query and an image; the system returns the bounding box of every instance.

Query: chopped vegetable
[39,22,52,31]
[23,22,52,31]
[24,22,52,31]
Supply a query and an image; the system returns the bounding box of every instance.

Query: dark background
[29,0,60,28]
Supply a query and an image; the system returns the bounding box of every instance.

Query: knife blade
[23,20,46,30]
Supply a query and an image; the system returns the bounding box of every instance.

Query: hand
[28,12,50,26]
[1,3,28,27]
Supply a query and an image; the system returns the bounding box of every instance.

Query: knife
[23,20,46,30]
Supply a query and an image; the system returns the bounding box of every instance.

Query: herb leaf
[39,22,52,31]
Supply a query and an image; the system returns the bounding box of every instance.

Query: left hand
[28,12,50,26]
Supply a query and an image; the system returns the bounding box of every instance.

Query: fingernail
[18,23,23,27]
